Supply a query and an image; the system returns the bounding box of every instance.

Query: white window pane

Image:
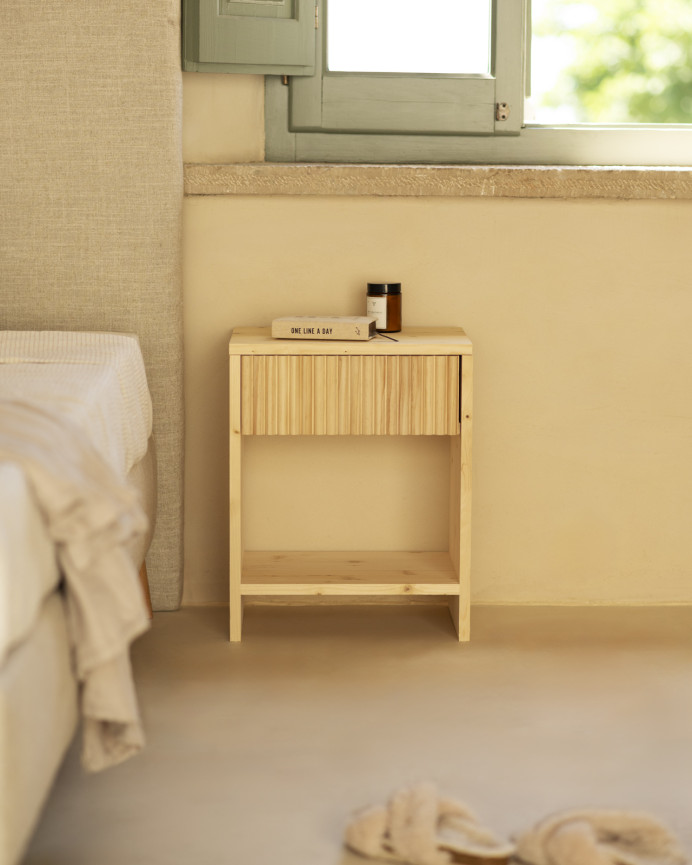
[529,0,692,124]
[327,0,491,75]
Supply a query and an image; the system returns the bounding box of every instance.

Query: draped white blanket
[0,462,61,663]
[0,399,150,771]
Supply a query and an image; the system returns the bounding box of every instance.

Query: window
[328,1,492,75]
[183,0,692,166]
[529,0,692,125]
[286,0,524,137]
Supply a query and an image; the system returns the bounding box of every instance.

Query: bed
[0,1,182,860]
[0,331,157,865]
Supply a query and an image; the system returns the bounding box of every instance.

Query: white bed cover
[0,331,152,664]
[0,331,152,479]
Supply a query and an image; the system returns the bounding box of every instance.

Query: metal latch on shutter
[495,102,510,121]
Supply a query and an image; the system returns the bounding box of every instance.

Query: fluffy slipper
[514,809,689,865]
[344,782,516,865]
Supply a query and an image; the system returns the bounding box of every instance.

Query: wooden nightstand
[228,326,473,641]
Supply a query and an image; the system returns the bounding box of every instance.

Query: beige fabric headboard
[0,2,184,609]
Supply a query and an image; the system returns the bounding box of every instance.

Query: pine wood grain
[241,354,459,436]
[448,355,473,642]
[230,327,472,641]
[229,355,244,641]
[242,551,459,596]
[229,326,472,356]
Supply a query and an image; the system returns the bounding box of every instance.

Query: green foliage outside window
[535,0,692,123]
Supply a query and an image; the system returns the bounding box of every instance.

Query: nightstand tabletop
[229,326,472,356]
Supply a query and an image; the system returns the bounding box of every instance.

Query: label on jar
[367,296,387,330]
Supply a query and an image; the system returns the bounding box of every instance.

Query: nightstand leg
[449,355,472,641]
[229,355,243,641]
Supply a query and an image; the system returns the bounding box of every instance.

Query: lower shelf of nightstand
[240,551,460,596]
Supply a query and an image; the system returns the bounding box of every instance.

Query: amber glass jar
[366,283,402,333]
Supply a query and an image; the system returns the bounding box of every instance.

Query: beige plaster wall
[182,73,264,163]
[182,73,692,606]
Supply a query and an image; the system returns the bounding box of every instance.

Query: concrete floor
[24,604,692,864]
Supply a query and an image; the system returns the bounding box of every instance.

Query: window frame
[287,0,525,138]
[265,0,692,166]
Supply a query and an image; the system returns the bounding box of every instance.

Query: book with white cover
[272,315,377,341]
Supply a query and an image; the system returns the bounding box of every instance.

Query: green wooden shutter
[289,0,525,136]
[183,0,316,75]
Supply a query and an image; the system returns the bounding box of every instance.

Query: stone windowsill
[183,163,692,200]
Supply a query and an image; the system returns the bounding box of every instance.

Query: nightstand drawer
[241,354,459,435]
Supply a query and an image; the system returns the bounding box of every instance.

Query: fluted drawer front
[241,355,459,435]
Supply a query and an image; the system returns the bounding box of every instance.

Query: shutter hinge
[282,75,289,85]
[495,102,510,122]
[315,1,319,29]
